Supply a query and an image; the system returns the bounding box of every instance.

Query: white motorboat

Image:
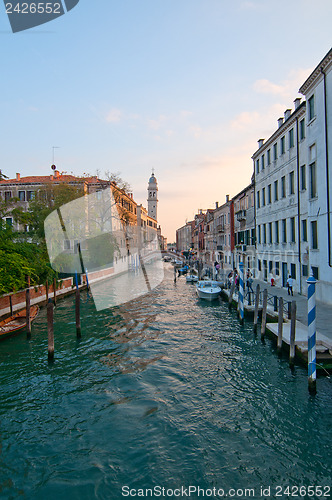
[186,274,198,283]
[195,280,221,301]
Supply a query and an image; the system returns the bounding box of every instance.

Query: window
[256,159,260,174]
[251,228,255,245]
[258,225,261,244]
[311,266,319,280]
[289,171,295,195]
[267,184,271,204]
[261,154,265,169]
[311,220,318,249]
[274,180,278,201]
[263,224,266,244]
[257,191,260,209]
[290,217,296,243]
[267,149,271,165]
[308,95,315,121]
[309,162,317,198]
[269,222,273,243]
[289,128,294,148]
[27,191,35,201]
[275,221,279,243]
[281,176,286,198]
[273,143,278,161]
[281,136,285,154]
[302,219,307,241]
[18,191,26,201]
[282,219,287,243]
[258,260,262,271]
[5,217,12,227]
[262,187,266,206]
[64,240,71,250]
[269,261,273,273]
[302,264,308,277]
[300,118,305,140]
[4,191,12,201]
[291,263,296,279]
[300,165,306,190]
[275,261,280,276]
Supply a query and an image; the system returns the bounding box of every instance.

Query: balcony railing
[236,210,246,221]
[216,224,225,232]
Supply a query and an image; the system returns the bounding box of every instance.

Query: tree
[28,182,84,238]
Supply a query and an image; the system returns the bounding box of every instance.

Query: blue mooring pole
[85,269,90,290]
[75,270,79,290]
[239,262,244,324]
[307,273,317,394]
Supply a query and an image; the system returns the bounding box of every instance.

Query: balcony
[216,224,225,233]
[236,210,246,221]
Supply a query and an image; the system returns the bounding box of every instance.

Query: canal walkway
[252,278,332,343]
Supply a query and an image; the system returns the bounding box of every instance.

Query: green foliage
[0,231,56,294]
[0,250,36,294]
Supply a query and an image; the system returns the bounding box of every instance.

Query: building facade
[232,181,255,274]
[253,100,308,293]
[298,48,332,303]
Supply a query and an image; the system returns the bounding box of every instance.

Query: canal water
[0,265,331,499]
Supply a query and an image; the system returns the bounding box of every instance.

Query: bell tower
[147,169,158,221]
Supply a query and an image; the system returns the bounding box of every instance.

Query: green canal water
[0,265,331,499]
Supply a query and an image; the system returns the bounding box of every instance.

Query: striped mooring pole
[239,262,244,324]
[307,274,317,394]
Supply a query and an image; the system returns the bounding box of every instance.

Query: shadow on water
[0,264,331,499]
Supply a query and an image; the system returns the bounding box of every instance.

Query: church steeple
[147,169,158,221]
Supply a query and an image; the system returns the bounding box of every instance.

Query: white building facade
[299,48,332,303]
[253,100,308,294]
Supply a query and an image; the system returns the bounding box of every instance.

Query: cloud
[230,111,260,130]
[147,114,167,130]
[239,1,259,10]
[253,67,313,100]
[105,108,122,123]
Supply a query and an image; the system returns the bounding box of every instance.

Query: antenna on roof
[51,146,60,170]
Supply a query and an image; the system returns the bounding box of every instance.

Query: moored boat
[0,305,39,340]
[195,280,221,301]
[186,274,198,283]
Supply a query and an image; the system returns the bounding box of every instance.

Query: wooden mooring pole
[228,279,236,308]
[75,288,81,338]
[277,297,283,353]
[45,281,49,302]
[26,287,31,338]
[253,284,260,332]
[261,289,268,339]
[289,300,297,366]
[9,295,13,317]
[47,300,54,361]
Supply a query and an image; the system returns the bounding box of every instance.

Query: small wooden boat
[0,305,39,340]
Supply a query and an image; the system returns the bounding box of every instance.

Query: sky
[1,0,332,242]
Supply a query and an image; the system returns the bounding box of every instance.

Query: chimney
[226,194,229,203]
[294,97,302,110]
[16,173,20,181]
[284,109,291,121]
[215,201,219,209]
[258,139,264,148]
[55,170,60,179]
[277,117,284,128]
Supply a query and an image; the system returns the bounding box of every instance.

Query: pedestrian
[247,275,254,293]
[287,275,294,296]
